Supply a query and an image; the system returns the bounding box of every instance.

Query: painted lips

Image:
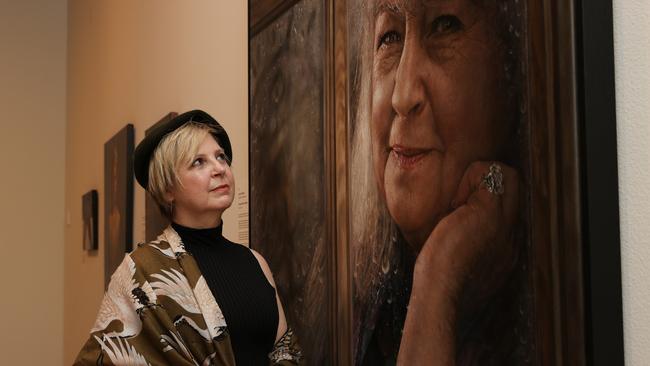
[390,145,433,168]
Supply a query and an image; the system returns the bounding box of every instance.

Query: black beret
[133,109,232,189]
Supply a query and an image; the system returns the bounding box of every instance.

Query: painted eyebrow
[374,1,403,17]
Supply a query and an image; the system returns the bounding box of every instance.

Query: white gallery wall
[613,0,650,364]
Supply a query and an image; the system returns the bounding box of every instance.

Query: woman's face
[169,135,235,225]
[371,0,511,248]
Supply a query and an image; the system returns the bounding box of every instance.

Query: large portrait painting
[104,124,134,289]
[249,0,623,364]
[347,0,531,364]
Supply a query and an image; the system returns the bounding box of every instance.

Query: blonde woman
[75,110,301,365]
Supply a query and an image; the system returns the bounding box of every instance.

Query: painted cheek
[371,75,395,195]
[372,78,394,139]
[370,124,390,198]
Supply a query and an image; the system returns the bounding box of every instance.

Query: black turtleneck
[171,222,278,365]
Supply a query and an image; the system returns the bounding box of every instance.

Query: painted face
[370,0,512,248]
[169,135,235,224]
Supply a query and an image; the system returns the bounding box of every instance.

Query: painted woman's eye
[431,15,463,35]
[377,30,402,50]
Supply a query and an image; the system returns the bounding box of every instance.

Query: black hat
[133,109,232,189]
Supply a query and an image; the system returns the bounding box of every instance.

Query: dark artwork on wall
[250,0,331,364]
[104,124,134,289]
[249,0,623,365]
[82,189,98,251]
[144,112,178,242]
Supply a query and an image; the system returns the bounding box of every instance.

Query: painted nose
[391,36,426,119]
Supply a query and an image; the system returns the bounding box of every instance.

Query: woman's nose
[392,35,426,118]
[211,159,226,176]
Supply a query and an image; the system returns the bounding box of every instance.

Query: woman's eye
[377,30,402,50]
[192,158,203,167]
[430,15,463,35]
[216,153,231,165]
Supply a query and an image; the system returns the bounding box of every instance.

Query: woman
[75,110,301,365]
[350,0,528,364]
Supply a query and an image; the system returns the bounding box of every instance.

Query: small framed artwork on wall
[82,189,98,251]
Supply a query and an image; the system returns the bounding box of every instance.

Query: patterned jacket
[74,226,301,365]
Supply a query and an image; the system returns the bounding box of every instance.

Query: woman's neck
[172,210,223,229]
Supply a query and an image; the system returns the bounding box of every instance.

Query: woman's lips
[389,145,433,168]
[210,184,229,192]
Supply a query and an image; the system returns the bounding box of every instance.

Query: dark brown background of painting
[250,0,332,364]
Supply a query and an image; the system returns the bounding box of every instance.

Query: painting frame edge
[576,0,625,364]
[103,123,135,290]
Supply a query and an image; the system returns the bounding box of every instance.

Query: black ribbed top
[171,222,278,365]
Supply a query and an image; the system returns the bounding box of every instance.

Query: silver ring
[481,163,504,195]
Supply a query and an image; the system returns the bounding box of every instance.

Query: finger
[452,161,495,208]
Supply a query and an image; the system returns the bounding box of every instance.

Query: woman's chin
[389,207,439,254]
[208,195,234,210]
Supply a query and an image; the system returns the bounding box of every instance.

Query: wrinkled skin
[369,0,519,364]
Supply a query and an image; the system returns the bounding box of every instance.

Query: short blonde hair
[147,122,223,219]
